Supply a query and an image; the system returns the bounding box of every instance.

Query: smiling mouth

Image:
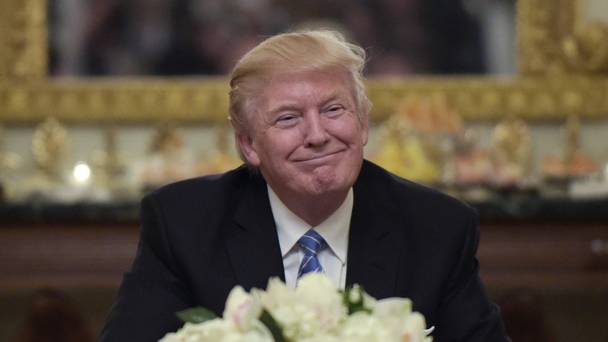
[293,150,345,163]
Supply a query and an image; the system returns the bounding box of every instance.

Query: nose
[303,114,330,147]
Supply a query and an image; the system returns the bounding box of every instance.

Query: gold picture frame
[0,0,607,123]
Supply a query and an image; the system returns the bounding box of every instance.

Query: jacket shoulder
[146,165,251,203]
[360,160,477,223]
[139,165,260,228]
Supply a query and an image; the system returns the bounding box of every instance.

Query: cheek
[274,131,303,151]
[337,122,367,146]
[256,134,296,163]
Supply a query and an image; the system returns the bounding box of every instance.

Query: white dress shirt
[268,185,353,289]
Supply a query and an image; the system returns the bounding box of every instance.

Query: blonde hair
[228,30,371,133]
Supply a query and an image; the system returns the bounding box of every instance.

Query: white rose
[159,319,274,342]
[371,298,431,341]
[223,286,262,332]
[361,291,377,311]
[259,274,346,339]
[373,297,413,318]
[221,320,274,342]
[256,278,300,338]
[297,332,341,342]
[162,274,431,342]
[338,312,392,342]
[255,278,305,339]
[159,320,235,342]
[258,277,295,310]
[399,312,432,342]
[295,273,347,333]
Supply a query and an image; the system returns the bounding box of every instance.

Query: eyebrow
[267,90,350,115]
[319,91,346,107]
[268,104,302,116]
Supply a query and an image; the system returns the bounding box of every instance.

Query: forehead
[262,68,356,107]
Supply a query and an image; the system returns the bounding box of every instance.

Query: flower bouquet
[160,273,432,342]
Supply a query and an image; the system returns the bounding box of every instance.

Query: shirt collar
[268,185,352,264]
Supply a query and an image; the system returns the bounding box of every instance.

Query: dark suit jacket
[100,160,507,341]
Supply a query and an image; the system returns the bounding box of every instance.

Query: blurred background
[48,0,513,76]
[1,0,608,341]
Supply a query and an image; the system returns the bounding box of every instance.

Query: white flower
[295,273,346,331]
[159,319,273,342]
[160,274,431,342]
[297,333,341,342]
[258,274,347,340]
[373,297,413,318]
[223,286,262,332]
[256,277,305,339]
[256,277,295,310]
[372,298,431,342]
[338,312,392,342]
[399,312,432,342]
[347,284,377,311]
[158,320,236,342]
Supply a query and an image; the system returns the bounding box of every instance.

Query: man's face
[238,68,368,200]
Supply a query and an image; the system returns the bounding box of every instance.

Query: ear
[236,131,261,167]
[360,115,369,146]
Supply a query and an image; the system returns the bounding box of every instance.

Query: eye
[324,104,345,117]
[274,113,300,128]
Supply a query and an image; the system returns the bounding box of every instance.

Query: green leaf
[259,309,288,342]
[343,286,371,315]
[176,307,218,324]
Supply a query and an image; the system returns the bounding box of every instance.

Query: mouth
[293,150,346,164]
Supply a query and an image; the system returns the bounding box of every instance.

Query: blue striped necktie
[297,229,327,279]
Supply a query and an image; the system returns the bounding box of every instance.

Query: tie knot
[298,229,326,255]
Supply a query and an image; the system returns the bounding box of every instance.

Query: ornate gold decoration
[542,113,598,177]
[517,0,575,74]
[32,116,68,179]
[564,113,581,164]
[519,0,608,75]
[198,125,241,175]
[93,127,126,186]
[149,122,184,157]
[0,125,21,172]
[372,123,441,184]
[0,0,606,122]
[368,76,608,121]
[562,22,608,72]
[0,0,46,79]
[0,78,230,123]
[0,124,21,201]
[492,116,532,182]
[0,76,607,123]
[139,122,198,187]
[371,95,471,183]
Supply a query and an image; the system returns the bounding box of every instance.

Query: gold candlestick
[93,126,127,190]
[492,115,532,185]
[0,125,21,172]
[32,117,68,181]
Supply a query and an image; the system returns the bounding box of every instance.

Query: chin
[302,172,351,197]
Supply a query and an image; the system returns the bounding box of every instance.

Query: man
[100,30,507,341]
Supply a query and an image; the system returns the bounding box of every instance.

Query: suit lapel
[225,174,285,291]
[223,162,410,297]
[346,162,406,299]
